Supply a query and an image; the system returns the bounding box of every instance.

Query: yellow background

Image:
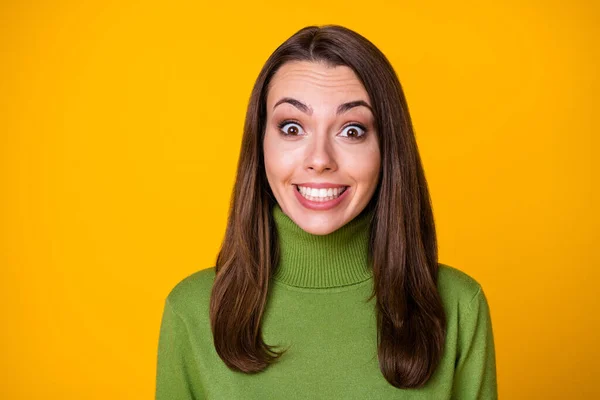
[1,0,597,398]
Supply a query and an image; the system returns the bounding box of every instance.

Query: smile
[292,184,350,211]
[295,185,348,202]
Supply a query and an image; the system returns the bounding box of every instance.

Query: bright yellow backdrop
[1,0,597,398]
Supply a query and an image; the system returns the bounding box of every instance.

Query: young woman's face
[263,61,381,235]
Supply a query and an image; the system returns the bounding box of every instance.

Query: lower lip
[293,186,350,211]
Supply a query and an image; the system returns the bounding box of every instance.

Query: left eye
[279,122,304,136]
[339,125,366,139]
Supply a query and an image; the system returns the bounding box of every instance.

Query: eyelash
[277,120,368,140]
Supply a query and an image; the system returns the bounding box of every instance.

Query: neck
[271,203,374,289]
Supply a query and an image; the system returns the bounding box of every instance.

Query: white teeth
[296,185,347,202]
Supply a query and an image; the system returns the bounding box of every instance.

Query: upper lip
[294,182,349,189]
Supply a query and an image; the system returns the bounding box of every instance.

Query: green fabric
[156,204,498,399]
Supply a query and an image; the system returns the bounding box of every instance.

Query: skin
[263,60,381,235]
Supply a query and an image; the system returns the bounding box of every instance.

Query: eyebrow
[273,97,373,116]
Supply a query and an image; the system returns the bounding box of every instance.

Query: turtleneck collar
[271,203,374,289]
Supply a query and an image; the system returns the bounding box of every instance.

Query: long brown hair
[209,25,446,389]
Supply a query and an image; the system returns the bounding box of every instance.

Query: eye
[278,121,304,136]
[339,124,367,140]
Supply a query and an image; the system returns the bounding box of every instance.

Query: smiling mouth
[293,185,349,202]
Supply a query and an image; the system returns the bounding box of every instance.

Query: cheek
[263,132,296,182]
[342,147,381,188]
[362,140,381,187]
[361,158,381,188]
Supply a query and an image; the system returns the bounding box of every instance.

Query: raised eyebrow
[273,97,313,115]
[272,98,373,116]
[337,100,373,115]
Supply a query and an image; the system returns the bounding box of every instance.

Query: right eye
[278,121,304,136]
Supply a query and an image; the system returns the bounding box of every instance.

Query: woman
[156,25,497,399]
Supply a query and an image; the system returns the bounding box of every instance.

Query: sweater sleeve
[156,298,204,400]
[452,286,498,400]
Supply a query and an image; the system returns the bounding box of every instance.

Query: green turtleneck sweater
[156,205,498,399]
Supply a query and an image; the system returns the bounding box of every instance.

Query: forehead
[266,61,370,108]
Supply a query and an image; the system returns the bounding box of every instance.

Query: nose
[303,132,337,173]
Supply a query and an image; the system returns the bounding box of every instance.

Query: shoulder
[437,263,485,315]
[165,267,216,319]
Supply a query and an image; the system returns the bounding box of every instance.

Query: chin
[293,212,345,236]
[300,223,339,236]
